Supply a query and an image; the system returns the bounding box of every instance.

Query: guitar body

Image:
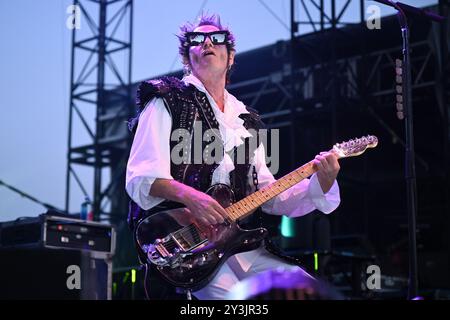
[134,183,268,290]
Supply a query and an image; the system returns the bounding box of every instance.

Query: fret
[278,179,290,190]
[240,202,250,214]
[237,201,251,218]
[226,208,239,221]
[246,195,255,207]
[248,198,258,210]
[233,203,243,215]
[293,169,303,180]
[270,183,282,194]
[241,197,252,209]
[230,211,239,220]
[279,179,289,188]
[286,175,297,186]
[234,206,245,218]
[271,183,282,194]
[303,162,315,175]
[261,188,270,199]
[236,201,248,215]
[285,173,298,185]
[252,194,264,206]
[233,209,243,220]
[248,195,259,207]
[269,185,283,197]
[230,161,317,221]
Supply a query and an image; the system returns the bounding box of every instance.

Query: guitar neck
[223,134,379,222]
[225,160,318,222]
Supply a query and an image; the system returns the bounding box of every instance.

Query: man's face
[187,25,234,78]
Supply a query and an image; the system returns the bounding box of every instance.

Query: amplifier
[0,248,112,299]
[0,214,115,257]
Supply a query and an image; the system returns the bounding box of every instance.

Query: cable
[257,0,290,32]
[144,263,151,300]
[168,0,209,73]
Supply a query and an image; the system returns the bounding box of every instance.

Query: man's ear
[228,50,235,67]
[182,56,191,72]
[182,56,189,66]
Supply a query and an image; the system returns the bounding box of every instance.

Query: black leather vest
[127,77,265,230]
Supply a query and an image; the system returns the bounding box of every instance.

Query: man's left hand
[313,152,340,194]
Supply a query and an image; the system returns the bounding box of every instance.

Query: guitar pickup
[170,231,207,252]
[155,243,171,258]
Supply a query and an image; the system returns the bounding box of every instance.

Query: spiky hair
[177,13,236,79]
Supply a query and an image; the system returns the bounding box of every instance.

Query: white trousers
[192,246,314,300]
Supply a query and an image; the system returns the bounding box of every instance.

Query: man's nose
[202,36,213,48]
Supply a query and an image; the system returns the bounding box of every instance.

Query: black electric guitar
[134,135,378,290]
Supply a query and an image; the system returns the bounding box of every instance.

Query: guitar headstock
[333,135,378,158]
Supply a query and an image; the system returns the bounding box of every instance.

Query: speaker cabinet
[0,248,112,300]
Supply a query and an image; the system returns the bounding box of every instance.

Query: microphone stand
[372,0,445,299]
[397,5,418,300]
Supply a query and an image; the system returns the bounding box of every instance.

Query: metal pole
[289,0,297,170]
[399,13,419,300]
[94,0,107,221]
[65,0,78,215]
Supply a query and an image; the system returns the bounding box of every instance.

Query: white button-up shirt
[126,74,340,271]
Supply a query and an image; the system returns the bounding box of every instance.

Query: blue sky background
[0,0,437,222]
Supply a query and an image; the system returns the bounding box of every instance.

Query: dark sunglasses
[185,31,229,46]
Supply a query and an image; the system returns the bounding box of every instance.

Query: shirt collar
[182,74,252,151]
[182,74,250,118]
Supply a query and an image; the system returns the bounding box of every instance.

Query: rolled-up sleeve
[247,143,340,217]
[126,98,173,210]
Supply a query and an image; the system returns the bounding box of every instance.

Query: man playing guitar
[126,13,342,300]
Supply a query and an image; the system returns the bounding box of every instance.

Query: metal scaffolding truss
[292,0,364,33]
[228,32,442,129]
[284,0,365,166]
[65,0,133,221]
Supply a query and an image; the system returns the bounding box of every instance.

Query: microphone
[371,0,445,23]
